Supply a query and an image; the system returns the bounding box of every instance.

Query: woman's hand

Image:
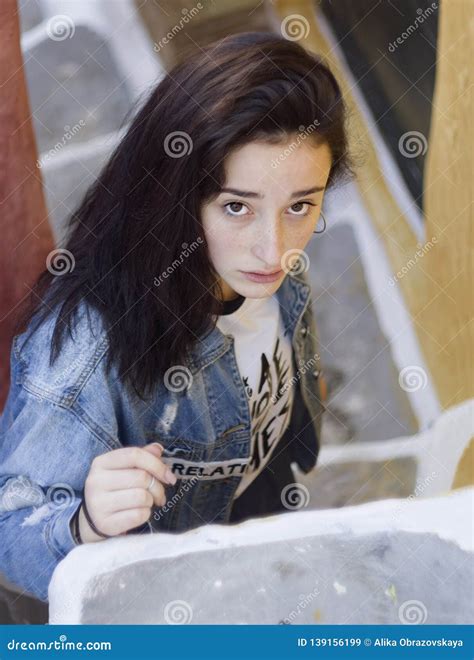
[78,443,177,543]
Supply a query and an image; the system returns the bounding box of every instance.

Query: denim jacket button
[300,326,308,337]
[311,369,320,379]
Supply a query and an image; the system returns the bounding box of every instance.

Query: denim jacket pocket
[145,424,250,531]
[145,421,250,481]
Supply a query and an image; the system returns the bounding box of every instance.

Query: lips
[246,270,281,276]
[241,269,283,283]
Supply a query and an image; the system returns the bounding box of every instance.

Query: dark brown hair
[17,31,355,399]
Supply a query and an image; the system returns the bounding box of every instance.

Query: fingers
[142,443,164,457]
[99,487,160,513]
[97,467,147,490]
[83,444,176,540]
[98,508,152,536]
[94,446,177,486]
[90,468,166,506]
[145,476,167,507]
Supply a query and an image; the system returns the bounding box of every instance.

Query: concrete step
[22,23,133,154]
[308,221,418,445]
[39,129,123,242]
[18,0,43,32]
[294,399,473,510]
[48,487,474,624]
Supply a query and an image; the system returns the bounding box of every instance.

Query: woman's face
[201,136,332,302]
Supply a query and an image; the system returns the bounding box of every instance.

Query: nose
[252,218,284,270]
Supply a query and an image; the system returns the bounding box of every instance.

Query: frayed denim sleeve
[0,383,110,602]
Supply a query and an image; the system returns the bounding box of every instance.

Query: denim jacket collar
[184,271,311,375]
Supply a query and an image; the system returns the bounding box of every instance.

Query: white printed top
[216,293,295,499]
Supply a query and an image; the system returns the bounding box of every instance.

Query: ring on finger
[147,475,155,492]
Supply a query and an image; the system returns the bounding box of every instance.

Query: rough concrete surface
[49,487,474,625]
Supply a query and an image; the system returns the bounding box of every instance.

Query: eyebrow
[219,185,325,199]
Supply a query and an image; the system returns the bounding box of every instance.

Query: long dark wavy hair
[16,31,355,400]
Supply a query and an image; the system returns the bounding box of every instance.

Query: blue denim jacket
[0,268,325,602]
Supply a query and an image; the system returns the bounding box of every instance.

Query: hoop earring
[313,210,327,234]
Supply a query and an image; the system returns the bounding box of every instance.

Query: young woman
[0,31,354,602]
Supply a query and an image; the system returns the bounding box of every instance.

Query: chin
[239,281,282,298]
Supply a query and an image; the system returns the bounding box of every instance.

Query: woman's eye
[223,201,315,217]
[223,202,249,217]
[288,202,313,216]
